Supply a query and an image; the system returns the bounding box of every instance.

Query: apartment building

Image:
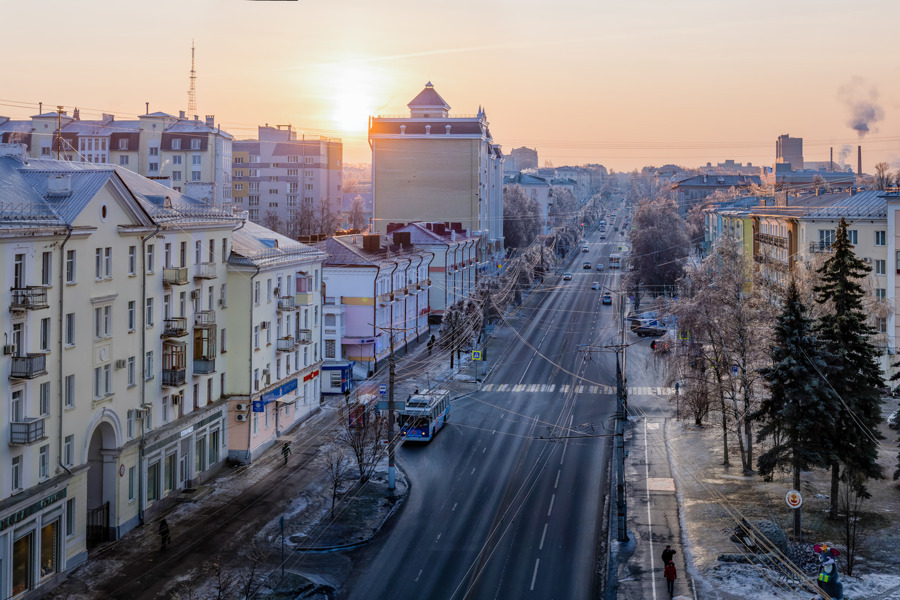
[368,83,504,273]
[318,233,432,375]
[0,109,233,205]
[225,222,326,463]
[0,151,318,596]
[232,126,342,237]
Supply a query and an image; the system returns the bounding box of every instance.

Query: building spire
[187,40,197,116]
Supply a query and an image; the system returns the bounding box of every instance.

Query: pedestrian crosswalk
[480,383,674,396]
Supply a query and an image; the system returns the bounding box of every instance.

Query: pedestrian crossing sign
[472,350,482,361]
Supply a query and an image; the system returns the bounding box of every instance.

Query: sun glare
[325,63,380,134]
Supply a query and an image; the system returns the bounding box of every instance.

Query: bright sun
[325,63,380,134]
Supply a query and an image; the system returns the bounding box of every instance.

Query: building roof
[229,220,324,268]
[317,234,426,267]
[802,190,886,220]
[674,174,761,188]
[407,82,451,110]
[368,120,484,135]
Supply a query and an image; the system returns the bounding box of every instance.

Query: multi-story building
[232,125,342,237]
[0,108,232,205]
[0,151,319,596]
[368,83,504,275]
[225,221,325,462]
[507,146,538,173]
[318,233,432,375]
[671,173,762,216]
[776,133,804,170]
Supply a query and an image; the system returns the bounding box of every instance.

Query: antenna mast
[187,40,197,116]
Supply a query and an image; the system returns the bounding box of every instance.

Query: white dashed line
[547,494,555,516]
[539,523,548,550]
[530,559,540,590]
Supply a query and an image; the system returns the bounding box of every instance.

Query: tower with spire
[187,40,197,117]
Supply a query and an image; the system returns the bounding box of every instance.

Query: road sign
[785,489,803,508]
[379,384,387,395]
[377,401,404,411]
[472,350,482,361]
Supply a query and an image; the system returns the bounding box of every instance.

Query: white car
[562,272,572,280]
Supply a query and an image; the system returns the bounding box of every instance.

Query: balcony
[297,329,313,345]
[194,262,218,279]
[162,317,189,338]
[162,267,189,286]
[754,232,788,249]
[277,296,296,311]
[162,368,186,387]
[10,286,49,311]
[809,241,834,254]
[194,310,216,328]
[277,336,297,352]
[295,292,315,306]
[193,359,216,374]
[9,417,46,445]
[10,353,47,380]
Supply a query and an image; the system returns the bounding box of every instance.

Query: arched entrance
[86,422,117,548]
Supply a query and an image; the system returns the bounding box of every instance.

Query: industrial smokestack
[830,147,833,172]
[858,145,862,177]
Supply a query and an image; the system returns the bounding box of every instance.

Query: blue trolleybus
[398,390,451,442]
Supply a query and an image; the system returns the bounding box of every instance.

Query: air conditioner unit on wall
[171,395,180,405]
[235,403,248,412]
[261,321,269,329]
[3,345,15,355]
[190,290,200,300]
[236,413,248,422]
[115,359,127,369]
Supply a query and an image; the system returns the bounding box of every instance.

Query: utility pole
[56,106,63,160]
[387,330,396,491]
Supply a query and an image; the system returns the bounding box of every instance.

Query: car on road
[599,233,606,239]
[562,272,572,280]
[889,408,899,430]
[583,261,591,269]
[591,282,600,290]
[601,292,612,304]
[596,263,604,271]
[582,245,589,252]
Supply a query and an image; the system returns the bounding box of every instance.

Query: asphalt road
[345,211,628,600]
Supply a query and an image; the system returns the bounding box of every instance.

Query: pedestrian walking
[427,335,435,357]
[281,442,291,466]
[664,561,677,596]
[158,518,171,551]
[661,544,676,564]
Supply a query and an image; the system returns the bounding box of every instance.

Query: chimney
[392,231,411,247]
[362,234,381,252]
[179,110,186,119]
[205,115,215,128]
[72,108,80,120]
[858,145,862,177]
[830,147,833,172]
[146,102,149,115]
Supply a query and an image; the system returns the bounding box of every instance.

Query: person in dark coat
[158,518,171,551]
[661,544,676,564]
[664,561,677,596]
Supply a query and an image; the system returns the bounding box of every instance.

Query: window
[40,382,50,415]
[12,455,22,492]
[254,326,260,349]
[877,317,888,333]
[267,279,273,302]
[192,171,202,181]
[222,238,227,263]
[304,156,313,164]
[66,249,76,283]
[149,162,159,172]
[147,461,160,502]
[192,154,202,165]
[128,246,136,275]
[145,351,154,380]
[325,339,336,358]
[39,445,49,479]
[149,146,159,156]
[233,183,243,191]
[65,313,75,346]
[875,230,886,246]
[65,374,75,408]
[120,155,129,165]
[128,356,136,386]
[66,499,75,536]
[64,434,74,466]
[127,410,135,439]
[128,300,136,331]
[191,138,201,150]
[42,251,52,286]
[848,230,858,245]
[128,466,136,501]
[172,170,182,181]
[195,240,202,264]
[172,154,182,164]
[172,138,181,150]
[94,305,111,338]
[875,259,886,275]
[40,317,51,351]
[147,244,155,272]
[876,288,886,301]
[221,328,227,353]
[11,389,22,423]
[146,297,154,326]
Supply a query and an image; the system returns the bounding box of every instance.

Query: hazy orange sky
[3,0,899,173]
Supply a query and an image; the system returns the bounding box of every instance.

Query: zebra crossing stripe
[483,384,494,391]
[529,384,539,392]
[561,385,570,393]
[548,384,556,392]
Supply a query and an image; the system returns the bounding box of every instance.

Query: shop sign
[303,369,319,382]
[255,378,299,411]
[0,488,67,532]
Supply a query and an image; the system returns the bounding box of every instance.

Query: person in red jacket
[664,561,677,596]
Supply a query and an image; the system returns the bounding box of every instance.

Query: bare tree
[205,561,237,600]
[237,543,270,600]
[323,441,352,517]
[874,161,891,190]
[262,210,283,234]
[503,185,542,249]
[337,400,387,484]
[836,468,870,576]
[348,195,367,231]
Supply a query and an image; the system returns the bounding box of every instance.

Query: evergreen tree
[753,280,838,540]
[814,218,885,518]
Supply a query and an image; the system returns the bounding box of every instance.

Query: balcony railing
[10,286,49,311]
[297,329,312,344]
[10,353,48,379]
[162,368,186,387]
[162,317,189,338]
[277,336,297,352]
[194,310,216,328]
[162,267,189,286]
[194,262,218,279]
[10,417,46,445]
[277,296,296,311]
[809,241,834,253]
[754,233,788,249]
[193,359,216,374]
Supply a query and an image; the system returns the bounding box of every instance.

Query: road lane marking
[452,503,457,511]
[483,447,487,454]
[539,523,548,550]
[435,533,441,543]
[554,470,561,489]
[415,569,422,582]
[483,384,494,391]
[547,494,555,516]
[530,559,540,591]
[471,468,476,475]
[645,420,658,600]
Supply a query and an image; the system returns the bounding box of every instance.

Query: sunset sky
[3,0,899,173]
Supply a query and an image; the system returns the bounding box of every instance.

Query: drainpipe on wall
[138,224,161,525]
[246,264,261,463]
[56,225,74,477]
[387,260,399,359]
[443,245,450,310]
[371,264,381,374]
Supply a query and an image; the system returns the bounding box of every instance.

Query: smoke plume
[837,77,885,138]
[838,144,852,164]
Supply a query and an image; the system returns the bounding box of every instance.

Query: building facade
[368,83,504,274]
